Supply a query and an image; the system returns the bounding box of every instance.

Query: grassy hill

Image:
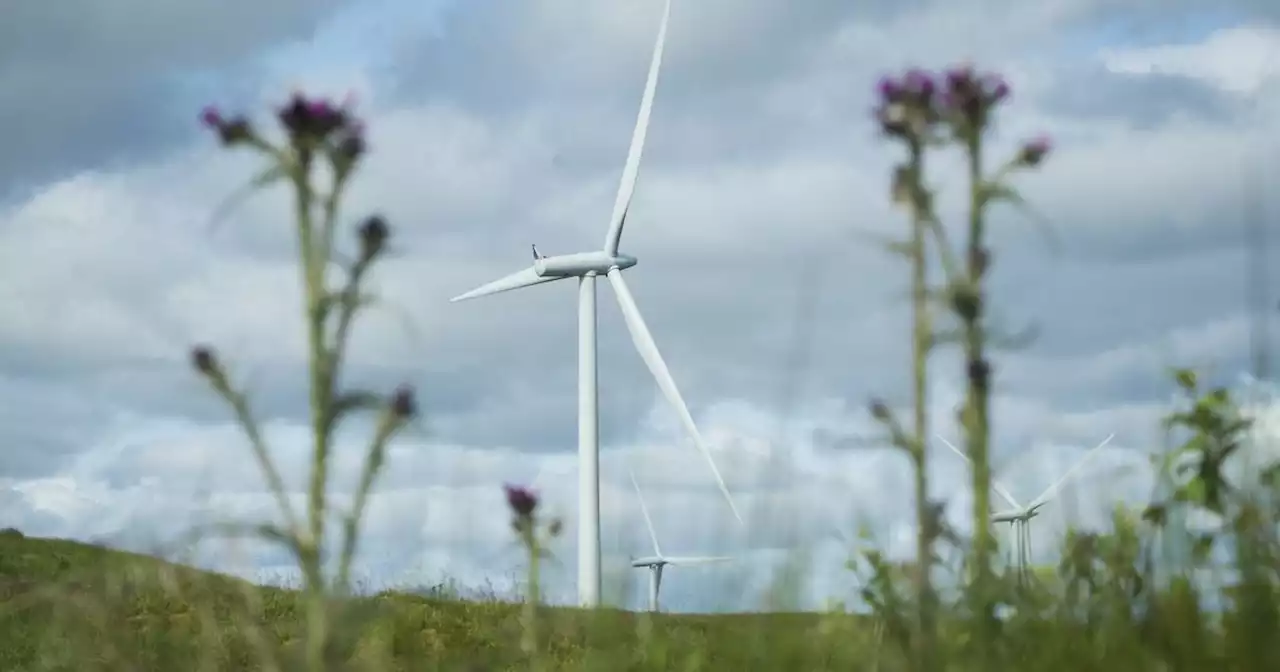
[8,529,1280,671]
[0,531,880,671]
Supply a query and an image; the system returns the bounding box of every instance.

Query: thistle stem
[962,131,996,662]
[906,137,939,672]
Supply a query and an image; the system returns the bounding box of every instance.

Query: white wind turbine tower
[936,433,1114,581]
[627,465,732,612]
[450,0,741,609]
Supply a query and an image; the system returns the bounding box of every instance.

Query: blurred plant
[868,63,1051,669]
[505,483,562,664]
[868,66,947,671]
[1144,368,1280,670]
[1057,508,1146,622]
[1159,369,1252,516]
[191,93,417,671]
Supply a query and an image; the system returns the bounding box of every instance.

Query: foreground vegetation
[0,531,887,670]
[3,64,1280,670]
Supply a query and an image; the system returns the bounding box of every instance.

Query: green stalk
[962,130,996,660]
[335,407,400,593]
[907,137,938,672]
[292,150,333,672]
[521,527,541,665]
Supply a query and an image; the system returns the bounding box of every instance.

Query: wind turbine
[450,0,741,609]
[936,433,1115,581]
[627,465,732,612]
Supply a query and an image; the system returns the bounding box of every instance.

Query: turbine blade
[449,265,561,302]
[603,0,671,256]
[936,436,1023,510]
[1028,433,1115,511]
[627,464,664,558]
[607,269,743,525]
[664,556,733,565]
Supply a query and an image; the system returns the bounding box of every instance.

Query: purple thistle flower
[945,64,975,91]
[877,76,902,103]
[938,63,1010,132]
[874,70,941,140]
[278,92,350,142]
[306,99,333,118]
[903,68,936,98]
[504,483,539,518]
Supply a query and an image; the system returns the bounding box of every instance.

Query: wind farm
[3,0,1278,669]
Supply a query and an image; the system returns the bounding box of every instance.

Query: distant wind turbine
[627,465,732,612]
[450,0,741,609]
[936,433,1115,581]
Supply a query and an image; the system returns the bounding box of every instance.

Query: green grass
[0,531,886,671]
[6,524,1280,671]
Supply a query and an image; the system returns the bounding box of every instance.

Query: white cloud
[1101,25,1280,95]
[4,377,1219,611]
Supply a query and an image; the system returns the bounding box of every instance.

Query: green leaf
[331,390,383,417]
[1260,463,1280,488]
[977,180,1061,254]
[1191,534,1215,562]
[204,162,290,236]
[1141,504,1167,526]
[1172,367,1198,391]
[1178,477,1206,505]
[322,390,385,437]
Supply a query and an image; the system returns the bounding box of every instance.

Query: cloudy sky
[3,0,1280,613]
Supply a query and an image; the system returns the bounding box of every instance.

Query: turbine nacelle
[448,249,640,303]
[631,555,665,568]
[993,507,1043,524]
[534,250,638,278]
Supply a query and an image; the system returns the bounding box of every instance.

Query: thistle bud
[190,345,220,377]
[358,215,389,261]
[390,384,417,419]
[1015,135,1052,168]
[200,106,254,146]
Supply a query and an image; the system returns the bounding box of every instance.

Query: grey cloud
[0,0,350,194]
[396,0,863,107]
[1044,67,1240,126]
[0,373,124,477]
[0,1,349,67]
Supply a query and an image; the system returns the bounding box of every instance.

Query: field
[0,531,888,670]
[4,524,1280,671]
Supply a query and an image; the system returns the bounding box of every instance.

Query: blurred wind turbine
[936,434,1115,582]
[627,465,732,612]
[450,0,741,608]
